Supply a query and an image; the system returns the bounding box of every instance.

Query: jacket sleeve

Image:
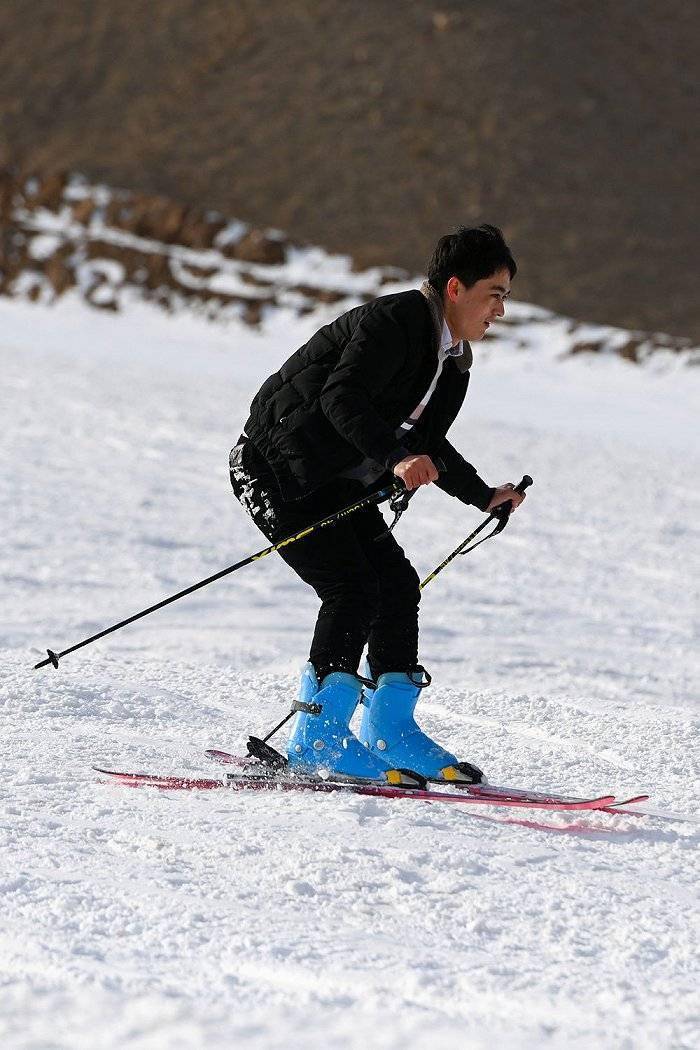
[318,301,416,470]
[432,437,494,511]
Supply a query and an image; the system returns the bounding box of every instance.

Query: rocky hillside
[1,169,696,366]
[0,1,697,339]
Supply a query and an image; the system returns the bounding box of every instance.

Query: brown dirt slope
[1,0,698,337]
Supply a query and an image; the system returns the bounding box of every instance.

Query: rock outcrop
[0,167,696,365]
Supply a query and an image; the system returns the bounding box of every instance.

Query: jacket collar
[419,282,473,373]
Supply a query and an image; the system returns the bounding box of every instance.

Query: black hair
[427,224,517,294]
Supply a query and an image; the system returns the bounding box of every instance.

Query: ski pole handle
[395,455,446,484]
[498,473,532,509]
[491,474,533,528]
[393,455,446,495]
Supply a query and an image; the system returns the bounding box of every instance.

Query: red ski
[203,748,649,811]
[93,765,620,812]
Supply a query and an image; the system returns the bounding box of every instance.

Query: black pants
[230,438,420,681]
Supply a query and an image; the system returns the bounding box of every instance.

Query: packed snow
[1,284,698,1050]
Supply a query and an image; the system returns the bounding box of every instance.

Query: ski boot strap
[407,665,432,689]
[358,667,431,704]
[291,699,323,715]
[295,673,376,710]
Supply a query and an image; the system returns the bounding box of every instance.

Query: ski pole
[33,479,408,671]
[420,474,532,589]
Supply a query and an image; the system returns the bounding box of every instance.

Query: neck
[442,300,458,345]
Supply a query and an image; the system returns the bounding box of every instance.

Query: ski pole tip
[34,648,59,670]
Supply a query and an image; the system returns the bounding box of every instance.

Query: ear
[445,276,461,302]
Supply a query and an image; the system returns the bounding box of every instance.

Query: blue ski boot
[359,666,483,783]
[287,663,419,784]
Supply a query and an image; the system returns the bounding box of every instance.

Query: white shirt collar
[441,319,463,357]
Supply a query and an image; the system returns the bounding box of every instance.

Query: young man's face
[443,267,512,342]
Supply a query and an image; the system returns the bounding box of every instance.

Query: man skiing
[230,224,525,785]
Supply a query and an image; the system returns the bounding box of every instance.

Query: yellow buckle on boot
[441,764,471,782]
[385,768,426,789]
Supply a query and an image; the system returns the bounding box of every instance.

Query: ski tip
[93,766,138,781]
[606,794,651,808]
[93,766,152,782]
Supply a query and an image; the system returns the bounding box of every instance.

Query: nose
[495,298,506,318]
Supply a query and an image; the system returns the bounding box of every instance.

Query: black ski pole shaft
[34,479,404,671]
[420,474,532,589]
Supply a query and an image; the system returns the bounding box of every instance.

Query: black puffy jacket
[242,289,493,510]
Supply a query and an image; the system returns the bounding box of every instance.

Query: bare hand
[487,482,526,514]
[393,454,439,491]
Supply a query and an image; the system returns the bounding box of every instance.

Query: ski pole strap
[454,474,533,559]
[385,455,446,534]
[420,474,532,589]
[387,487,413,532]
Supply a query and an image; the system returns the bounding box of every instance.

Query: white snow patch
[27,233,64,261]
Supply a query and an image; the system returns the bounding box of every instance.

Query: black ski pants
[230,438,420,682]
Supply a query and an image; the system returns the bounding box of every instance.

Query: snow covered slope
[1,289,698,1050]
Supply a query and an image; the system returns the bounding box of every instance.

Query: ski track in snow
[1,293,699,1050]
